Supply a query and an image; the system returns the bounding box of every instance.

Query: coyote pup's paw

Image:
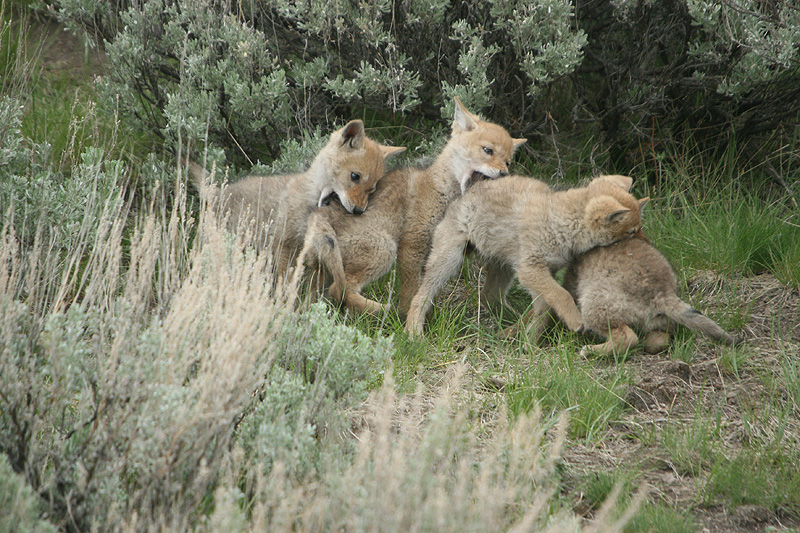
[579,343,609,358]
[643,331,670,354]
[404,322,423,339]
[560,308,584,333]
[404,309,425,338]
[500,323,521,340]
[326,281,345,305]
[361,298,390,317]
[578,345,599,358]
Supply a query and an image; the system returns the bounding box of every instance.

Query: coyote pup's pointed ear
[380,145,406,159]
[339,120,366,150]
[513,138,527,151]
[597,174,634,191]
[638,196,650,211]
[605,208,631,224]
[452,97,479,132]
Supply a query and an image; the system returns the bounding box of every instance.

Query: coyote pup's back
[563,236,740,355]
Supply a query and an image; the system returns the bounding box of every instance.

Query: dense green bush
[51,0,587,164]
[0,189,392,530]
[576,0,800,165]
[52,0,800,176]
[237,303,394,482]
[0,455,56,533]
[2,181,594,529]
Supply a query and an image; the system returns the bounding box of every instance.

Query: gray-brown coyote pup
[302,98,526,315]
[562,235,740,356]
[404,174,649,338]
[185,120,405,277]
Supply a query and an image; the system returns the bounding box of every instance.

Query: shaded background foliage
[575,0,800,167]
[47,0,800,179]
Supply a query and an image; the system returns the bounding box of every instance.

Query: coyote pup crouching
[185,120,404,277]
[563,236,740,356]
[405,175,649,338]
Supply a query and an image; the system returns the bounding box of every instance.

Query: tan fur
[562,236,740,356]
[302,99,526,316]
[404,175,649,337]
[185,120,404,277]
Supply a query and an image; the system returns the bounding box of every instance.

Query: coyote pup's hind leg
[643,330,671,354]
[480,260,516,310]
[580,325,639,357]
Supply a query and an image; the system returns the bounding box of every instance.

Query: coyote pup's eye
[350,172,360,182]
[483,147,494,156]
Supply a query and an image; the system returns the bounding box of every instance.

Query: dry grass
[1,176,293,529]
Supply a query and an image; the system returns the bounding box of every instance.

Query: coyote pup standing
[185,120,404,277]
[304,98,526,315]
[562,236,740,356]
[404,175,649,338]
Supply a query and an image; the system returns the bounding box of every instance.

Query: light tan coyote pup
[303,98,526,315]
[562,235,740,356]
[185,120,405,277]
[404,175,649,338]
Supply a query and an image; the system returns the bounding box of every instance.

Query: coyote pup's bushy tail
[179,155,216,195]
[664,296,740,346]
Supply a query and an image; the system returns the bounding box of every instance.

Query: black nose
[499,170,509,177]
[353,207,364,215]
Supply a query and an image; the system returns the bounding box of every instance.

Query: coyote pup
[303,98,526,315]
[186,120,405,277]
[404,175,649,337]
[562,235,740,356]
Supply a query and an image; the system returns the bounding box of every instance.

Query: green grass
[781,353,800,416]
[625,503,697,533]
[577,470,637,512]
[646,183,800,289]
[657,400,800,516]
[22,76,100,169]
[660,411,724,477]
[0,8,21,78]
[574,469,698,533]
[704,446,800,513]
[667,330,697,364]
[717,343,752,378]
[506,343,630,441]
[21,73,158,173]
